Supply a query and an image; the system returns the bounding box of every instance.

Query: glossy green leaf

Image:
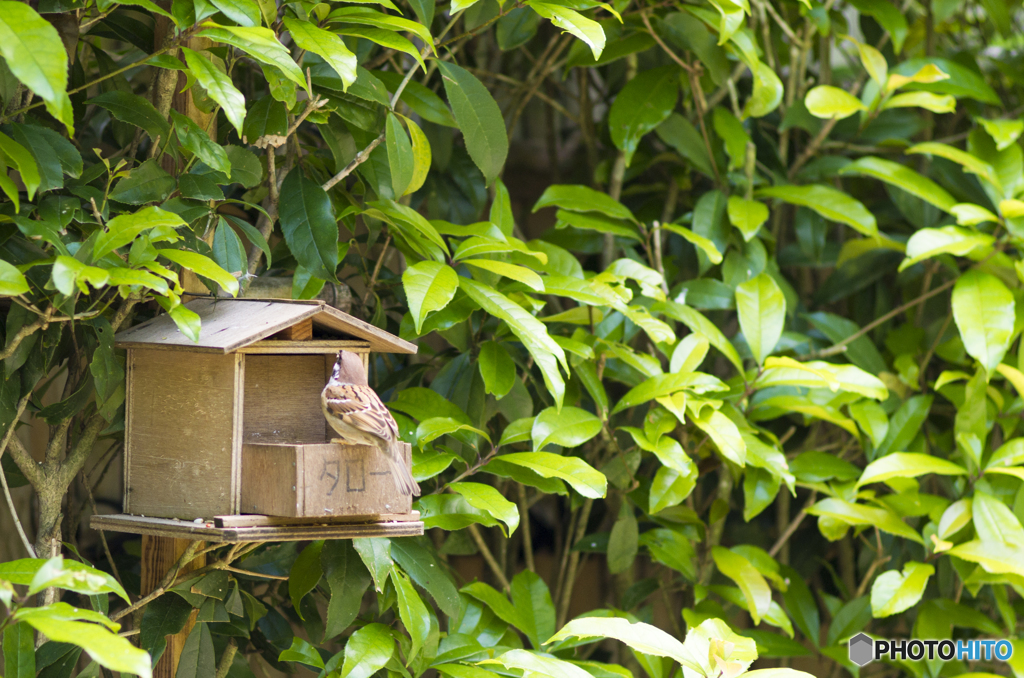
[402,261,458,334]
[736,273,785,366]
[712,547,772,624]
[840,156,957,212]
[870,562,934,618]
[341,623,394,678]
[0,2,71,131]
[857,452,966,487]
[756,184,877,236]
[727,197,769,242]
[285,17,356,90]
[181,47,246,135]
[608,65,678,166]
[804,85,866,119]
[495,452,606,498]
[0,260,29,296]
[439,61,508,185]
[88,91,170,142]
[279,169,339,282]
[450,481,519,535]
[952,270,1015,373]
[527,1,605,59]
[478,340,516,398]
[900,226,994,271]
[392,567,430,662]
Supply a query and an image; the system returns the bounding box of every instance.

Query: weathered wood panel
[125,350,241,518]
[92,514,424,542]
[243,355,326,444]
[241,442,413,518]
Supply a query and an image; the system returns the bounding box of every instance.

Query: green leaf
[870,562,934,618]
[532,406,601,450]
[0,2,71,131]
[947,540,1024,578]
[973,490,1024,545]
[279,638,325,669]
[391,539,460,618]
[736,272,786,366]
[0,132,39,201]
[527,1,605,59]
[712,546,772,624]
[322,541,371,640]
[712,107,750,171]
[88,91,171,142]
[979,118,1023,150]
[160,250,238,296]
[883,91,956,113]
[450,482,519,535]
[608,65,678,166]
[662,223,723,264]
[952,270,1015,373]
[20,615,152,678]
[857,452,966,487]
[352,538,391,594]
[109,159,175,205]
[392,567,430,662]
[168,304,201,343]
[209,0,261,26]
[485,649,593,678]
[139,591,192,666]
[385,112,414,197]
[478,341,516,398]
[402,261,458,334]
[438,61,508,185]
[181,47,246,135]
[899,226,993,271]
[402,114,431,195]
[285,18,356,90]
[464,258,544,292]
[459,277,567,408]
[328,7,433,46]
[171,110,231,176]
[341,623,393,678]
[839,156,957,212]
[279,169,339,282]
[0,260,29,296]
[804,85,866,119]
[657,113,714,177]
[534,184,634,221]
[495,452,606,498]
[727,197,769,241]
[3,622,34,678]
[200,25,306,89]
[906,141,1002,191]
[744,59,783,119]
[807,498,923,544]
[288,540,324,617]
[511,570,555,649]
[607,505,638,574]
[756,184,877,236]
[547,618,702,673]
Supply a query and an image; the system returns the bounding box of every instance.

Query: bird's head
[332,350,368,386]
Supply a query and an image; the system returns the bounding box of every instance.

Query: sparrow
[321,351,420,496]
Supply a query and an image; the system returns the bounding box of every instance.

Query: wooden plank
[126,351,239,518]
[314,305,418,354]
[91,514,424,542]
[241,442,413,518]
[273,318,313,340]
[115,299,319,352]
[232,353,244,515]
[213,511,420,527]
[237,340,370,355]
[141,536,205,678]
[243,355,327,444]
[116,298,416,354]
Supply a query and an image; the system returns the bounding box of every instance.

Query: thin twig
[518,484,535,573]
[110,541,204,622]
[0,394,34,557]
[801,279,956,360]
[467,523,510,591]
[769,491,816,558]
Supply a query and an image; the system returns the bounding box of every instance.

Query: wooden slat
[115,298,417,354]
[243,355,327,444]
[142,537,205,678]
[91,514,424,542]
[237,340,370,355]
[273,318,312,340]
[313,305,417,354]
[125,350,239,518]
[213,511,420,527]
[116,299,318,352]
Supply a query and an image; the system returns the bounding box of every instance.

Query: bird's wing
[323,383,399,441]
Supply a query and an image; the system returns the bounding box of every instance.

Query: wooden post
[140,536,206,678]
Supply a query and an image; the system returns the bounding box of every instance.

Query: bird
[321,351,420,496]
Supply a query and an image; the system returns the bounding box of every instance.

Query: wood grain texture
[243,355,326,444]
[115,298,417,354]
[141,536,206,678]
[91,514,424,542]
[237,340,370,354]
[273,318,312,340]
[241,442,413,518]
[212,511,420,527]
[125,350,241,518]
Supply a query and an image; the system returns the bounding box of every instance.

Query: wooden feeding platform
[89,297,424,541]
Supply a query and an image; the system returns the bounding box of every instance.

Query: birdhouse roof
[115,298,416,354]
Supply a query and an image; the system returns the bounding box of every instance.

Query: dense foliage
[3,0,1024,676]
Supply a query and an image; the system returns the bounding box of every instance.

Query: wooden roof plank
[114,299,417,354]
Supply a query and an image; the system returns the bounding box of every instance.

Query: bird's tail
[386,439,421,496]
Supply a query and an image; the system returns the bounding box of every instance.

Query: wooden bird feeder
[90,298,423,542]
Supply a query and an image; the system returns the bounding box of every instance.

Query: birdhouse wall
[243,355,330,444]
[240,442,414,517]
[125,349,243,519]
